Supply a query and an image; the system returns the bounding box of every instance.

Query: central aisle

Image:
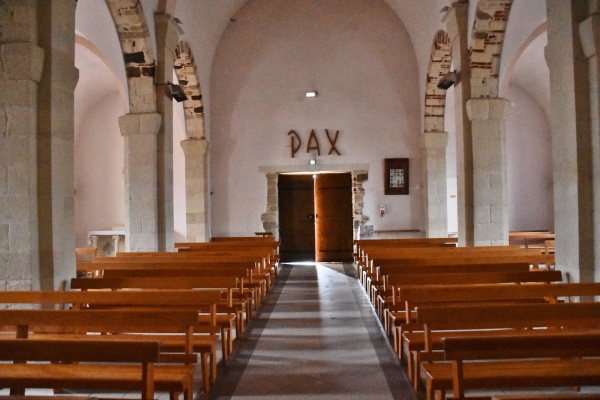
[208,262,416,400]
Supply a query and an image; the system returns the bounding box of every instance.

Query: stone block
[0,225,8,251]
[490,205,506,224]
[5,106,35,137]
[7,165,29,197]
[466,98,489,121]
[186,212,205,224]
[6,280,32,291]
[8,222,30,251]
[0,167,6,196]
[488,98,512,120]
[0,80,36,107]
[1,43,44,82]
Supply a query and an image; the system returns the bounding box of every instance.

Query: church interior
[1,0,600,399]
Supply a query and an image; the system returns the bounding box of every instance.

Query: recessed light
[305,91,318,98]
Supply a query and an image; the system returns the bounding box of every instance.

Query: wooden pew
[211,235,275,242]
[0,339,187,400]
[374,269,563,322]
[70,276,252,335]
[360,248,552,289]
[93,252,278,284]
[100,267,269,305]
[0,289,228,378]
[395,282,600,385]
[509,231,555,249]
[413,302,600,400]
[440,333,600,400]
[372,262,531,306]
[0,309,203,396]
[354,237,458,262]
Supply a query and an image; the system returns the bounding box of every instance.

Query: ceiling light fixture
[305,91,318,98]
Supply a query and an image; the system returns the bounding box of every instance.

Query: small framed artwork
[384,158,409,195]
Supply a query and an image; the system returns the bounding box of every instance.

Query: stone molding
[119,113,162,136]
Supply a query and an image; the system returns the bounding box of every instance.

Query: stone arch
[470,0,514,98]
[104,0,157,113]
[174,41,206,139]
[424,30,452,133]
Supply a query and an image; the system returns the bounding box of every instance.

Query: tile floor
[207,262,416,400]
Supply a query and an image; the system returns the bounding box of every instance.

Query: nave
[207,262,415,400]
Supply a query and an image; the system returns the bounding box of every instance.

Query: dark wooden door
[278,174,315,262]
[314,173,354,262]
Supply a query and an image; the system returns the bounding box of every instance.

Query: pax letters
[288,129,341,158]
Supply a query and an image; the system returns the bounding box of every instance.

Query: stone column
[580,11,600,282]
[467,98,511,246]
[421,132,449,238]
[545,0,594,282]
[445,1,474,246]
[0,0,44,290]
[37,0,78,290]
[154,14,182,251]
[261,173,279,239]
[181,138,209,242]
[119,112,162,251]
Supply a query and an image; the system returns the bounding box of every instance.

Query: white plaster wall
[506,84,553,231]
[210,0,422,237]
[75,1,128,109]
[74,43,127,247]
[173,95,187,243]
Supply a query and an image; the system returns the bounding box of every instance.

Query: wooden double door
[278,173,353,262]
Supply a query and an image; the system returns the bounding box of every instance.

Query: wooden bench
[0,309,203,397]
[372,262,532,307]
[0,289,228,383]
[413,302,600,400]
[509,231,555,249]
[70,276,251,335]
[0,338,188,400]
[374,269,563,322]
[394,283,600,385]
[440,332,600,400]
[211,235,275,242]
[360,249,553,289]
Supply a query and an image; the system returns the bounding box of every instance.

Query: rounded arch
[424,30,452,133]
[174,41,206,139]
[499,22,547,98]
[104,0,157,113]
[470,0,514,98]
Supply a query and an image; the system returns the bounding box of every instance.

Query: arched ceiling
[75,0,550,121]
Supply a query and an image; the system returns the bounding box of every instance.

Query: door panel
[278,175,315,262]
[315,173,353,262]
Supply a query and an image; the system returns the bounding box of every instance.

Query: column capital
[181,137,209,157]
[466,98,512,121]
[421,131,449,150]
[119,112,161,137]
[579,14,600,59]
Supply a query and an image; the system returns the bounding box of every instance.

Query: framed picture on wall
[384,158,409,195]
